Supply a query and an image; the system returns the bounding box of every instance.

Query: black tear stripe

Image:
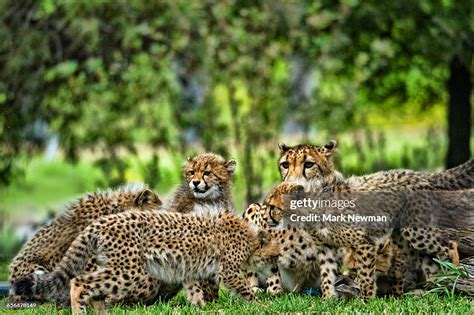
[281,154,288,180]
[203,178,209,190]
[282,164,288,180]
[302,154,308,179]
[316,163,323,175]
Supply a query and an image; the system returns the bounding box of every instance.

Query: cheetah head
[278,140,337,185]
[114,183,162,211]
[132,187,162,210]
[264,182,305,226]
[184,153,236,199]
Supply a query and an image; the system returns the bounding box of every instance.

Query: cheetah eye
[304,162,315,168]
[203,171,211,176]
[280,161,289,169]
[188,171,195,176]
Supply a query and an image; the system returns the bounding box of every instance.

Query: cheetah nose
[192,180,200,187]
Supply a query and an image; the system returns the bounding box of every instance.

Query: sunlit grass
[1,261,472,314]
[1,289,472,314]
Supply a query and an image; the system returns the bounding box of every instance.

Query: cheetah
[278,182,463,299]
[277,142,470,297]
[243,183,347,298]
[8,183,164,305]
[163,153,236,215]
[12,210,269,313]
[161,152,238,302]
[244,202,345,298]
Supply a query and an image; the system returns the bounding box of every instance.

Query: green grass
[1,262,473,314]
[1,288,473,314]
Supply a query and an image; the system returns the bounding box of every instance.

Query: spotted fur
[275,184,461,299]
[12,210,269,313]
[8,184,163,305]
[243,190,345,299]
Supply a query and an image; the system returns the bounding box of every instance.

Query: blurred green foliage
[0,0,471,206]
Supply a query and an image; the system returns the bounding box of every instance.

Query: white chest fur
[193,203,222,217]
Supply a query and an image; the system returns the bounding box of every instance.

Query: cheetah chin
[192,185,220,199]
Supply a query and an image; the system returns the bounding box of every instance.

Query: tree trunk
[446,55,472,168]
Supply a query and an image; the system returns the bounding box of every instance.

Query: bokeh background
[0,1,472,265]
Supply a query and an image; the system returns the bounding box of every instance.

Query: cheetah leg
[420,256,440,281]
[56,263,100,307]
[70,278,87,315]
[448,241,459,265]
[219,268,256,301]
[138,275,166,305]
[184,280,206,307]
[103,293,129,309]
[247,271,259,293]
[247,271,268,294]
[389,236,410,296]
[196,279,220,303]
[265,272,283,295]
[89,299,107,315]
[352,244,377,300]
[318,247,338,299]
[70,269,131,314]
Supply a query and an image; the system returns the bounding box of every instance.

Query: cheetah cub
[162,153,237,302]
[163,153,236,215]
[12,210,267,313]
[8,183,161,303]
[244,184,346,298]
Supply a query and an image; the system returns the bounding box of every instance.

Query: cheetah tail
[428,159,473,190]
[11,228,98,300]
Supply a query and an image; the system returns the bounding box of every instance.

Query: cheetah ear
[135,189,162,207]
[323,140,337,157]
[278,143,290,153]
[225,159,237,174]
[290,185,305,194]
[186,156,193,162]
